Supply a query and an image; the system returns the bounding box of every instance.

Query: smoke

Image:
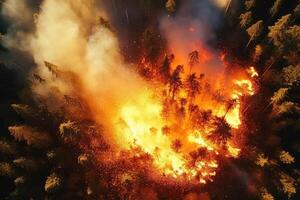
[1,0,151,148]
[1,0,35,51]
[159,0,227,77]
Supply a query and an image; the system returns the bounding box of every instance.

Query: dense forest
[0,0,299,200]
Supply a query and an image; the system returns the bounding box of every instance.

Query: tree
[209,117,232,145]
[45,172,62,193]
[272,101,299,116]
[239,11,252,28]
[245,0,256,10]
[246,20,263,47]
[268,14,291,48]
[282,65,300,86]
[256,153,269,167]
[281,25,300,53]
[279,173,296,198]
[59,121,81,144]
[261,188,274,200]
[271,88,289,104]
[270,0,284,17]
[185,73,201,102]
[169,65,184,100]
[33,73,45,83]
[253,44,263,61]
[44,61,61,77]
[166,0,176,13]
[188,50,199,72]
[160,54,174,83]
[13,157,37,171]
[279,151,295,164]
[98,17,113,31]
[14,176,26,186]
[8,125,52,148]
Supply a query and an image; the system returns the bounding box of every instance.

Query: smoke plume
[159,0,228,77]
[1,0,152,148]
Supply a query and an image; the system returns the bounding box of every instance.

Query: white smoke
[1,0,151,148]
[1,0,34,51]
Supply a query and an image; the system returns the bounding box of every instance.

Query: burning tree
[159,54,174,83]
[185,73,201,103]
[208,117,232,145]
[188,50,200,72]
[169,65,184,100]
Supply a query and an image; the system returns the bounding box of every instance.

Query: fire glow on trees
[1,0,259,186]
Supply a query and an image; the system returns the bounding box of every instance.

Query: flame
[247,66,259,78]
[112,50,258,184]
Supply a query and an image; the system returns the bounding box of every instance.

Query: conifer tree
[246,20,263,47]
[270,0,284,17]
[240,11,252,28]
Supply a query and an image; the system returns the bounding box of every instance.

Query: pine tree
[240,11,252,28]
[14,176,26,186]
[282,25,300,53]
[272,101,299,116]
[209,117,232,145]
[246,20,263,47]
[279,173,296,198]
[59,121,81,144]
[256,154,269,167]
[45,172,62,193]
[282,65,300,86]
[260,188,274,200]
[169,65,184,100]
[268,14,291,49]
[253,44,263,61]
[160,54,174,83]
[271,88,289,104]
[270,0,284,17]
[44,61,61,77]
[245,0,256,10]
[279,150,295,164]
[8,125,52,148]
[13,157,38,171]
[185,73,201,102]
[166,0,176,13]
[188,50,199,71]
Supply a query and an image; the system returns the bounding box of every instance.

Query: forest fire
[2,0,300,199]
[0,0,259,187]
[111,46,258,184]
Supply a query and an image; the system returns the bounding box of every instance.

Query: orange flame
[112,49,258,184]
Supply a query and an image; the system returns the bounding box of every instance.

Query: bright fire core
[113,53,258,184]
